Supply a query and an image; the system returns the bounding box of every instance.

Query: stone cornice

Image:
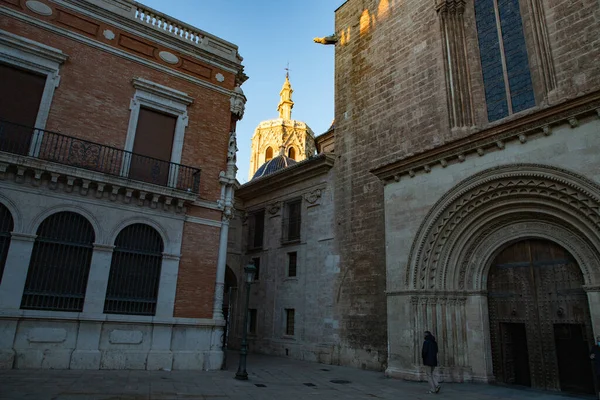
[0,5,240,95]
[371,91,600,182]
[0,152,196,213]
[93,243,115,252]
[132,77,194,105]
[236,153,335,200]
[0,308,226,327]
[57,0,242,70]
[0,29,68,64]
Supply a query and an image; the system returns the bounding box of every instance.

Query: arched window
[0,203,14,284]
[288,147,296,160]
[265,146,273,162]
[22,212,95,311]
[104,224,164,316]
[474,0,535,122]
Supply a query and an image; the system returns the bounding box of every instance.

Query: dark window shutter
[129,107,177,186]
[0,64,46,154]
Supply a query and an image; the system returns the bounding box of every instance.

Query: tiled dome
[252,155,297,180]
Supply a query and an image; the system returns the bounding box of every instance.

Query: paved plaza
[0,352,594,399]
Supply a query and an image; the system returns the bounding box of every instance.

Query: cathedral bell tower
[248,73,316,180]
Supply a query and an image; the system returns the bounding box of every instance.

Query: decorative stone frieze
[372,95,600,182]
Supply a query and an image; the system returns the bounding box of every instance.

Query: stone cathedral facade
[336,0,600,395]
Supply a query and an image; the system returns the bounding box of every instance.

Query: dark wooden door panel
[488,239,593,394]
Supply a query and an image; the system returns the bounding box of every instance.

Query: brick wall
[333,0,600,369]
[175,222,220,318]
[3,17,231,203]
[3,9,234,320]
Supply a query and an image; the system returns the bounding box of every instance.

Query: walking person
[422,330,441,394]
[590,335,600,399]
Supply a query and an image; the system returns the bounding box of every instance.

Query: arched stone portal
[388,164,600,389]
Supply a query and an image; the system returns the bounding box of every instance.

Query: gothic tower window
[288,147,296,160]
[265,146,273,162]
[474,0,536,122]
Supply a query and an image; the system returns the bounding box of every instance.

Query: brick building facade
[0,0,246,370]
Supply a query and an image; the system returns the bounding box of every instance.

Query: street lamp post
[235,261,256,380]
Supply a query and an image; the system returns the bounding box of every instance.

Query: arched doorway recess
[488,239,594,393]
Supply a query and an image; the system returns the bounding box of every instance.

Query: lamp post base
[235,371,248,380]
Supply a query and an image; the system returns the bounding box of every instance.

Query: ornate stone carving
[267,202,281,215]
[103,29,115,40]
[313,34,338,45]
[230,85,246,120]
[227,131,237,164]
[406,164,600,290]
[158,51,179,64]
[26,1,52,16]
[305,188,322,205]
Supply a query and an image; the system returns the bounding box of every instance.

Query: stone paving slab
[0,353,594,399]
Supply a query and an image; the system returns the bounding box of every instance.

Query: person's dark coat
[422,333,439,367]
[591,345,600,375]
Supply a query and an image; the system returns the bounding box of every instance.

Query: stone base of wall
[0,313,224,370]
[385,365,488,384]
[242,339,386,371]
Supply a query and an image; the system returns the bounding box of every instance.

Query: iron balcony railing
[0,120,200,193]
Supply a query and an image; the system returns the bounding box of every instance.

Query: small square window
[248,309,257,334]
[248,210,265,250]
[285,308,295,336]
[252,257,261,281]
[282,200,301,243]
[288,252,297,277]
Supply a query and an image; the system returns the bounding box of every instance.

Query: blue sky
[140,0,343,183]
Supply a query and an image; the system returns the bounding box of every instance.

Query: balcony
[0,120,200,208]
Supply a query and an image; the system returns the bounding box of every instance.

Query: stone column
[212,215,231,320]
[82,244,114,315]
[0,233,36,309]
[0,233,36,369]
[70,321,103,369]
[155,254,181,318]
[147,325,173,370]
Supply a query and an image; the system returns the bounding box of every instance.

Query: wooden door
[488,239,594,393]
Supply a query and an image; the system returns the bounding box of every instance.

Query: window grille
[474,0,535,122]
[252,257,261,281]
[282,200,301,243]
[0,204,14,284]
[285,308,295,336]
[104,224,164,316]
[247,210,265,250]
[21,212,95,312]
[288,252,297,277]
[248,309,257,334]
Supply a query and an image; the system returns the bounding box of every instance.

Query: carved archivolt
[406,164,600,291]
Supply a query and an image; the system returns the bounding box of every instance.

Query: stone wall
[0,177,224,370]
[228,157,339,363]
[333,0,600,371]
